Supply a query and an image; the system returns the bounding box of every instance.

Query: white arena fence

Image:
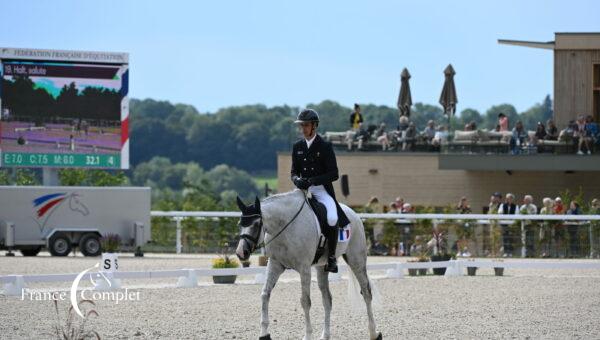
[149,211,600,257]
[2,212,600,296]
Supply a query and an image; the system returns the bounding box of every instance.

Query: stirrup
[324,257,338,273]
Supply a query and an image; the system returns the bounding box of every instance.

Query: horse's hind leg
[260,259,285,340]
[343,254,382,340]
[316,266,332,340]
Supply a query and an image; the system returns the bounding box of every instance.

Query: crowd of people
[343,105,599,154]
[362,192,600,259]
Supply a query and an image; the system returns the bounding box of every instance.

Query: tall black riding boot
[324,224,338,273]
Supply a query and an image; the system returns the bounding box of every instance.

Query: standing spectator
[498,193,518,257]
[485,192,502,256]
[375,123,390,151]
[591,199,600,258]
[510,120,527,154]
[349,103,363,131]
[423,120,436,144]
[365,196,381,213]
[395,197,405,210]
[388,202,399,214]
[401,203,413,213]
[575,115,589,155]
[553,197,566,257]
[554,197,565,214]
[498,113,509,132]
[566,201,582,257]
[539,197,554,257]
[456,196,472,214]
[520,195,538,257]
[545,119,559,141]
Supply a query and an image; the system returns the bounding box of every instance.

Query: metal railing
[150,211,600,257]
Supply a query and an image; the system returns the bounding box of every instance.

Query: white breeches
[308,185,338,227]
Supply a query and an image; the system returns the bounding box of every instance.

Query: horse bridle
[239,192,307,252]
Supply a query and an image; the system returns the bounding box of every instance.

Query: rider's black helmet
[294,109,320,124]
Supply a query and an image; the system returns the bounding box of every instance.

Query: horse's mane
[262,189,303,204]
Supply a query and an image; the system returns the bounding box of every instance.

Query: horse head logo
[32,192,90,232]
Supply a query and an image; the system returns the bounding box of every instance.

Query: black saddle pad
[307,197,329,235]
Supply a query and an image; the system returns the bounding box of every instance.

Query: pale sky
[1,0,599,114]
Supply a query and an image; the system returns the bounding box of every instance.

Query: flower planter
[408,268,418,276]
[494,267,504,276]
[242,261,251,268]
[430,253,452,275]
[467,266,477,276]
[418,268,428,276]
[212,275,237,284]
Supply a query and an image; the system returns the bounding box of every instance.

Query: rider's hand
[293,176,310,190]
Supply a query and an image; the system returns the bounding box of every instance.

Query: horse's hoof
[259,334,272,340]
[374,332,382,340]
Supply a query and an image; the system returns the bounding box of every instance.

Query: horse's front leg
[260,259,285,340]
[316,266,332,340]
[300,267,313,340]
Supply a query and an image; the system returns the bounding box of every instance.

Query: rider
[291,108,350,273]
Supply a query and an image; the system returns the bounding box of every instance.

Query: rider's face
[298,122,315,139]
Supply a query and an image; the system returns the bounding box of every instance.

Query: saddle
[307,197,332,264]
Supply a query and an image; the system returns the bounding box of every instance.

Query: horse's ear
[255,196,261,210]
[236,196,246,211]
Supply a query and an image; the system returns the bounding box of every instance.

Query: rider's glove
[293,176,310,190]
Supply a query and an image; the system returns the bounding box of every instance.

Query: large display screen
[0,58,128,169]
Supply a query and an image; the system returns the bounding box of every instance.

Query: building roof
[498,32,600,50]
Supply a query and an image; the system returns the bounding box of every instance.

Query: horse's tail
[347,267,382,311]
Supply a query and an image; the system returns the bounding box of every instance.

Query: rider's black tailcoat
[290,134,350,227]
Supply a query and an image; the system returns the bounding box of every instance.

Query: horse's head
[235,195,262,261]
[69,193,89,216]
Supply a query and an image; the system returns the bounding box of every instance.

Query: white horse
[236,189,382,340]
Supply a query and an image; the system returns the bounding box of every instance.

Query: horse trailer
[0,186,151,257]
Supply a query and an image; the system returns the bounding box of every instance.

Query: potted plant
[99,233,121,272]
[241,259,251,268]
[466,259,477,276]
[212,254,239,284]
[493,259,504,276]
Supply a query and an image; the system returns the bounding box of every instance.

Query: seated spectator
[456,196,472,214]
[545,119,559,140]
[575,115,589,155]
[423,120,436,143]
[400,122,417,151]
[398,115,409,132]
[558,120,577,142]
[510,120,527,154]
[345,104,364,151]
[498,112,509,131]
[581,115,599,154]
[375,122,390,151]
[432,125,448,146]
[464,121,477,131]
[532,122,546,146]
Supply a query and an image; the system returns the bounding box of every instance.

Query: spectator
[532,122,546,146]
[456,196,472,214]
[398,115,409,132]
[375,123,390,151]
[539,197,554,257]
[485,192,502,256]
[520,195,538,257]
[432,125,448,147]
[575,115,588,155]
[349,103,363,131]
[388,202,399,214]
[566,201,581,257]
[558,120,577,143]
[401,203,413,214]
[554,197,565,214]
[464,121,477,131]
[488,192,502,214]
[346,104,364,150]
[395,197,405,210]
[545,119,559,141]
[410,235,425,256]
[498,193,518,257]
[591,198,600,258]
[365,196,381,213]
[498,113,509,131]
[400,122,417,151]
[423,120,436,143]
[581,115,599,154]
[510,120,527,154]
